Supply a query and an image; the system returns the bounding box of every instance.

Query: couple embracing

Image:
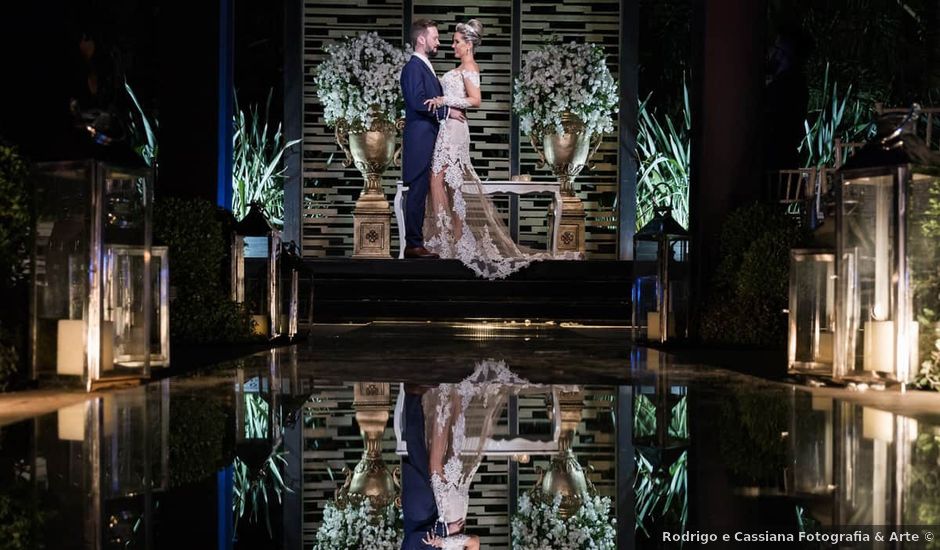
[401,18,562,281]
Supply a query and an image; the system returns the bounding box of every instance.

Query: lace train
[424,69,576,280]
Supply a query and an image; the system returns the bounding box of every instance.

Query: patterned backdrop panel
[303,0,621,257]
[302,0,406,257]
[519,0,620,259]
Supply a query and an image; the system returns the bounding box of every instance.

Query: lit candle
[56,319,85,375]
[863,320,894,373]
[817,332,834,363]
[252,315,269,337]
[646,311,675,341]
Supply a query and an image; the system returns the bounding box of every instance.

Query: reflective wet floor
[1,322,938,549]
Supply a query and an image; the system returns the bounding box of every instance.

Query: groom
[401,387,448,549]
[400,19,465,259]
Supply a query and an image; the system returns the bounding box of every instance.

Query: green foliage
[154,198,256,344]
[718,389,791,487]
[701,203,810,348]
[773,0,933,106]
[907,432,940,532]
[233,451,290,538]
[232,91,300,225]
[125,80,158,168]
[914,180,940,391]
[636,82,690,230]
[0,143,30,291]
[635,450,687,538]
[168,394,228,487]
[800,65,875,168]
[0,142,31,392]
[0,461,48,550]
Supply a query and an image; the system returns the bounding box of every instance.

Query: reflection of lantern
[632,207,690,344]
[834,403,918,526]
[835,107,940,384]
[31,160,154,390]
[788,250,836,377]
[232,203,281,338]
[787,390,834,503]
[41,382,169,548]
[234,352,282,472]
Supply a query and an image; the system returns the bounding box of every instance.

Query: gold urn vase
[529,112,601,254]
[335,382,400,513]
[531,388,594,519]
[336,117,403,258]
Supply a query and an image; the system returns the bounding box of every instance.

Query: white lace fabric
[423,361,548,528]
[424,69,576,280]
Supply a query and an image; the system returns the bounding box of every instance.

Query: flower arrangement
[312,500,402,550]
[314,32,408,130]
[511,492,616,550]
[513,41,619,136]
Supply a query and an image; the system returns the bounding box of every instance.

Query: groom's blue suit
[401,55,449,249]
[401,392,446,550]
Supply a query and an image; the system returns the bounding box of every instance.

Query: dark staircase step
[305,259,634,323]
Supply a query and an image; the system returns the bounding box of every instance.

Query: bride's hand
[424,97,444,110]
[422,532,445,548]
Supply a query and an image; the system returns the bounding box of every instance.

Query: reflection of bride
[423,19,574,281]
[419,361,547,549]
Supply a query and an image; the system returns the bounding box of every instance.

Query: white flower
[511,493,616,550]
[314,32,408,129]
[313,500,403,549]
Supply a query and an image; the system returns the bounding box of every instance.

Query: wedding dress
[422,360,546,549]
[424,69,571,280]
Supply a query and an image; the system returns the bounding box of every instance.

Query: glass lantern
[835,107,940,385]
[632,206,691,343]
[232,203,281,338]
[277,241,304,340]
[31,160,154,390]
[788,250,836,377]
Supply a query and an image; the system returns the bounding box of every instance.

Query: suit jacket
[400,56,449,182]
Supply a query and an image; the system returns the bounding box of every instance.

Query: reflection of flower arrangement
[513,41,618,136]
[511,492,616,550]
[907,431,940,544]
[313,500,402,550]
[314,32,408,130]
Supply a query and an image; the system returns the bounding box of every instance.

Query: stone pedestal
[353,194,391,258]
[557,195,586,254]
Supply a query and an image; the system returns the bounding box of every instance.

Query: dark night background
[0,0,284,202]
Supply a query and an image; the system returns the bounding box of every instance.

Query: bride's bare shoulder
[461,62,480,74]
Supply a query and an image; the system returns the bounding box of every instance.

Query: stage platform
[306,258,633,323]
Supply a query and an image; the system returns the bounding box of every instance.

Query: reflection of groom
[401,387,445,549]
[400,19,465,259]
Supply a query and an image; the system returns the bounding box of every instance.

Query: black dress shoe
[404,246,440,259]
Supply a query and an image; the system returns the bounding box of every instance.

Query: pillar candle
[252,315,269,337]
[56,320,85,375]
[863,320,894,373]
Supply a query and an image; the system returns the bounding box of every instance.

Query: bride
[423,20,567,280]
[417,360,546,549]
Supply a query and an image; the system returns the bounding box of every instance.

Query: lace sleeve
[442,95,472,109]
[441,535,470,550]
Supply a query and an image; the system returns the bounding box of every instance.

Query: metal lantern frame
[632,206,691,344]
[834,110,940,385]
[277,241,305,340]
[30,159,154,391]
[788,250,836,377]
[231,203,281,339]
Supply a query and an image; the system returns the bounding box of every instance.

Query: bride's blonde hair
[455,19,483,52]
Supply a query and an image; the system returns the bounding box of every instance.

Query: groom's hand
[448,109,466,122]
